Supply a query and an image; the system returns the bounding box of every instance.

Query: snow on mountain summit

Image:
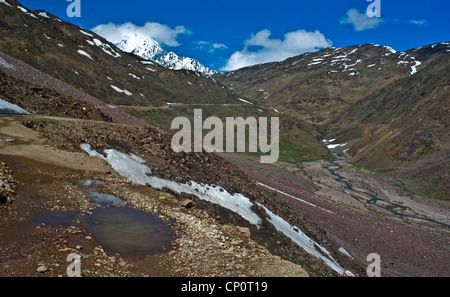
[115,33,217,76]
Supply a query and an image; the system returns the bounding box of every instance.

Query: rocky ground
[0,161,16,208]
[0,72,112,122]
[0,115,313,277]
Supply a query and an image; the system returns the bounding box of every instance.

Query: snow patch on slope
[77,49,93,60]
[0,0,12,7]
[0,99,30,115]
[80,144,262,225]
[0,57,16,70]
[257,203,345,274]
[111,85,132,96]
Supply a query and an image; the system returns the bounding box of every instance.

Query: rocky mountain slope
[0,0,230,108]
[215,42,450,200]
[215,44,427,125]
[0,0,328,163]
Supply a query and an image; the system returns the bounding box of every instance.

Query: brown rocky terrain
[0,161,16,208]
[0,115,319,277]
[0,72,112,122]
[216,41,450,200]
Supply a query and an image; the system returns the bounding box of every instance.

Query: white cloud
[339,9,384,31]
[222,29,332,71]
[91,22,191,47]
[408,19,428,26]
[197,41,228,53]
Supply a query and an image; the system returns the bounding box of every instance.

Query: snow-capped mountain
[116,33,217,76]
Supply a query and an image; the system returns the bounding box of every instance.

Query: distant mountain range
[115,33,217,76]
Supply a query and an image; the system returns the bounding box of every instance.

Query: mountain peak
[115,33,217,76]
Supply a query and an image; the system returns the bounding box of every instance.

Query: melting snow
[92,39,121,58]
[80,143,349,273]
[141,61,155,65]
[26,12,37,19]
[0,0,12,7]
[0,99,30,115]
[238,98,253,104]
[17,6,27,12]
[80,30,94,37]
[257,203,345,274]
[110,85,132,96]
[0,57,16,70]
[307,58,323,66]
[327,143,347,149]
[128,73,141,80]
[80,144,262,225]
[323,139,347,149]
[338,247,354,259]
[146,67,156,72]
[384,46,397,54]
[37,12,50,19]
[77,50,93,60]
[410,60,422,75]
[347,48,358,55]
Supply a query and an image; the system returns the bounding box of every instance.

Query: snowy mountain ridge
[116,33,217,76]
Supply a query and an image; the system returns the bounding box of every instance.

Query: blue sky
[18,0,450,71]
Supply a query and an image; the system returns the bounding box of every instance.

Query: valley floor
[221,152,450,277]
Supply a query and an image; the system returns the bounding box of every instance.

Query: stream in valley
[323,153,449,229]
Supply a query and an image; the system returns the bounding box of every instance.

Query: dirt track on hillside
[0,51,156,130]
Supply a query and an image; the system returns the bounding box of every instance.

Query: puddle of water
[82,206,175,258]
[88,190,124,207]
[31,211,78,227]
[16,174,53,184]
[75,179,105,187]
